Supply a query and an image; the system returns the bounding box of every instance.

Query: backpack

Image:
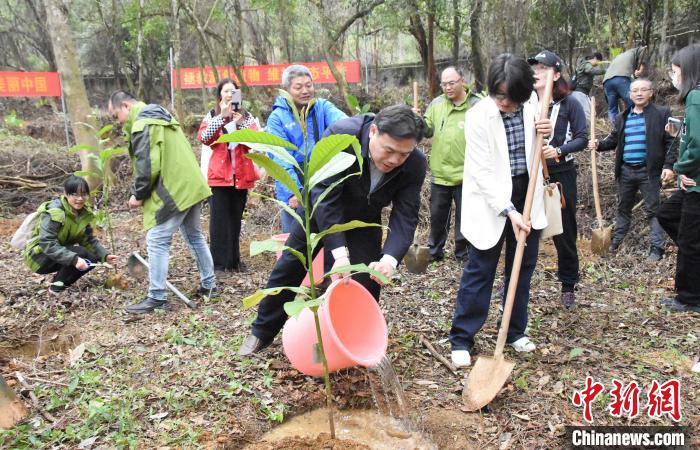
[570,62,586,91]
[10,211,39,250]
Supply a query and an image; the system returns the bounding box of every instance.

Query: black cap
[528,50,563,72]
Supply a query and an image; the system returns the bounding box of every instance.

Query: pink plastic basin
[282,279,388,376]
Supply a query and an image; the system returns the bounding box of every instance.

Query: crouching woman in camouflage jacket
[23,175,118,296]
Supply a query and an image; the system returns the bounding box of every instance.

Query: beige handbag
[540,156,565,240]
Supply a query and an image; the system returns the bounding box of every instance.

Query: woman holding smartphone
[657,44,700,315]
[198,78,260,274]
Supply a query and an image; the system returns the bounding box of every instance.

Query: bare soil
[0,125,698,449]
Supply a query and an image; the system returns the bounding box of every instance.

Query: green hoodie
[23,196,108,272]
[423,94,473,186]
[674,88,700,193]
[124,102,211,230]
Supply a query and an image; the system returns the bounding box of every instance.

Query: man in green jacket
[421,67,474,262]
[108,91,217,314]
[570,52,606,124]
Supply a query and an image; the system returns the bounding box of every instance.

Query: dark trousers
[252,219,382,342]
[657,190,700,306]
[614,164,666,249]
[35,245,97,291]
[428,183,469,261]
[209,186,247,271]
[549,168,580,290]
[450,174,541,351]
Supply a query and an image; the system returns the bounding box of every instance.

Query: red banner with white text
[172,61,361,89]
[0,72,61,97]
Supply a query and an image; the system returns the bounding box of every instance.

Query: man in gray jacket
[603,46,646,122]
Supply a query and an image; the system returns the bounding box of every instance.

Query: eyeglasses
[440,79,462,89]
[68,193,89,199]
[493,93,509,101]
[630,87,652,93]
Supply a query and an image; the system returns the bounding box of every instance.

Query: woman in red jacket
[198,78,259,273]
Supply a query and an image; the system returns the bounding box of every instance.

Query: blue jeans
[449,174,540,351]
[145,203,215,300]
[280,208,295,233]
[604,76,633,122]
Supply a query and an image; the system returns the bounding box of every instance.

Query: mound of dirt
[246,433,370,450]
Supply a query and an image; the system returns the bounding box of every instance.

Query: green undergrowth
[0,311,287,449]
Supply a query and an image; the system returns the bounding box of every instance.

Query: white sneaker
[510,337,536,353]
[451,350,471,368]
[692,361,700,373]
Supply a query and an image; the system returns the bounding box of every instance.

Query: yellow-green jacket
[124,102,211,230]
[423,93,475,186]
[23,196,108,271]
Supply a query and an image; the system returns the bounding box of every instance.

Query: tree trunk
[171,0,185,120]
[43,0,99,188]
[627,0,637,48]
[659,0,670,66]
[469,0,485,91]
[196,48,208,114]
[277,0,292,61]
[408,8,429,88]
[180,0,220,84]
[224,0,264,120]
[24,0,57,71]
[451,0,460,66]
[426,7,436,98]
[136,0,146,100]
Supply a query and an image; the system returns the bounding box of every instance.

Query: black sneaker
[648,247,664,261]
[661,297,700,313]
[196,285,220,299]
[608,241,621,254]
[125,297,168,314]
[231,262,248,273]
[561,291,576,309]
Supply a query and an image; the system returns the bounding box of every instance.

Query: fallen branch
[0,175,47,190]
[24,376,69,387]
[418,335,458,376]
[15,371,59,423]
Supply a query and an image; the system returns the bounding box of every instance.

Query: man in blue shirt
[590,79,676,260]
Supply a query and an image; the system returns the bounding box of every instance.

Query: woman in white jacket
[449,53,551,368]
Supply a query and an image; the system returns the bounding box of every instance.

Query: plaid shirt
[501,109,527,177]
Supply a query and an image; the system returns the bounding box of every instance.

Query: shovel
[127,252,195,308]
[404,243,431,274]
[462,69,555,411]
[589,97,613,256]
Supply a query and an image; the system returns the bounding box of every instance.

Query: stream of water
[258,357,437,449]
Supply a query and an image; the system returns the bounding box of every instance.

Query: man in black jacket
[589,78,676,260]
[239,104,427,355]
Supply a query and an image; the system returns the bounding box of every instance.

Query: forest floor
[0,127,699,449]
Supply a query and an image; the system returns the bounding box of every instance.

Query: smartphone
[231,90,242,112]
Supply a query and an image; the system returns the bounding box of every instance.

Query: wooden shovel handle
[413,81,419,110]
[590,97,605,229]
[494,69,555,358]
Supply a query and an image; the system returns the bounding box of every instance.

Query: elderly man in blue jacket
[239,105,427,356]
[266,64,347,232]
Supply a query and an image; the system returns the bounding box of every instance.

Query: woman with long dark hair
[198,78,260,274]
[528,50,588,309]
[658,44,700,314]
